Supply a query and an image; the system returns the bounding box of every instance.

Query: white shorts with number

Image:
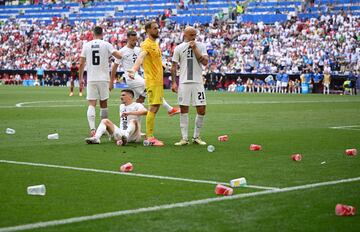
[113,120,142,143]
[178,83,206,106]
[276,81,282,88]
[281,82,288,87]
[87,81,109,101]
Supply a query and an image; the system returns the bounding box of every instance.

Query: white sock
[162,98,172,112]
[94,121,106,139]
[180,113,189,140]
[87,105,96,130]
[100,108,108,119]
[193,114,204,139]
[126,121,136,138]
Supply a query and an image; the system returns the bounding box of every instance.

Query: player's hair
[127,31,137,37]
[145,21,156,32]
[121,89,134,98]
[93,26,103,36]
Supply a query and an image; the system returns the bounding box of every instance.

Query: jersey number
[198,92,205,100]
[92,50,100,65]
[187,49,193,58]
[122,115,128,130]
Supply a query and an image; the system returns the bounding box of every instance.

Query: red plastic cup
[292,154,302,161]
[215,184,233,196]
[120,162,133,172]
[335,204,356,216]
[250,144,262,151]
[218,135,228,142]
[345,149,357,156]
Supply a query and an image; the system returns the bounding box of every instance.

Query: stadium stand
[0,0,359,93]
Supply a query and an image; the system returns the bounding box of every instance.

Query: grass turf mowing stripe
[1,176,359,232]
[0,98,358,109]
[0,160,278,190]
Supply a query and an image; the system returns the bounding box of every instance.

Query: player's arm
[171,61,178,93]
[110,61,120,92]
[78,56,86,86]
[189,41,208,66]
[112,50,122,60]
[122,109,148,117]
[126,109,148,116]
[128,51,148,79]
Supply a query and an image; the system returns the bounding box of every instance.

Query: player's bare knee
[180,105,189,114]
[196,106,206,115]
[136,96,145,104]
[102,118,111,125]
[100,100,108,108]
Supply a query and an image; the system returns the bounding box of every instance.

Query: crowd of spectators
[1,12,359,72]
[0,10,359,92]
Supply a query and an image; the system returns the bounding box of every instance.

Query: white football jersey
[115,46,144,87]
[80,39,115,82]
[119,102,146,130]
[172,42,207,84]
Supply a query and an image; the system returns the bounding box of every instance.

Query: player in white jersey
[171,26,209,146]
[85,89,147,145]
[111,31,180,116]
[79,26,122,136]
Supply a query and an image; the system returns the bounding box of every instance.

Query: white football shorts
[87,81,109,101]
[178,83,206,106]
[113,120,142,143]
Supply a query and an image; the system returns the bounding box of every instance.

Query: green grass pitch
[0,85,359,232]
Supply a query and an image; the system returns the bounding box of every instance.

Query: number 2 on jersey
[197,92,205,100]
[92,50,100,65]
[187,48,193,58]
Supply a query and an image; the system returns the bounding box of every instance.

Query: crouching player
[85,89,147,145]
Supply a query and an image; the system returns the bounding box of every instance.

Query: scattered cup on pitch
[120,162,133,172]
[345,148,357,156]
[250,144,262,151]
[218,135,228,142]
[335,204,356,216]
[230,177,247,187]
[291,154,302,161]
[5,128,15,135]
[47,133,59,140]
[27,184,46,196]
[207,145,215,152]
[215,184,233,196]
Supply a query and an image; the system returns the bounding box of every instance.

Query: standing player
[323,70,331,94]
[69,62,83,96]
[275,71,282,93]
[111,31,179,115]
[128,22,167,146]
[79,26,123,136]
[281,69,289,93]
[171,26,209,146]
[85,89,147,145]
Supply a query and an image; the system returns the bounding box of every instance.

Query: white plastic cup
[5,128,15,135]
[207,145,215,152]
[27,184,46,196]
[47,133,59,140]
[230,177,247,187]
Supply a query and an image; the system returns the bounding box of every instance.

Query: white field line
[1,176,359,232]
[0,160,277,190]
[329,125,360,131]
[0,99,358,109]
